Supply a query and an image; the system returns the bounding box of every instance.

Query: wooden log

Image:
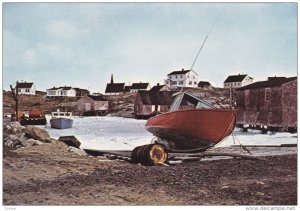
[131,144,168,166]
[203,152,263,160]
[172,156,202,162]
[167,160,183,165]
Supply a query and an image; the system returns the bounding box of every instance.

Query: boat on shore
[50,111,74,129]
[145,92,236,152]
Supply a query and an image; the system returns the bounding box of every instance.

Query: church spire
[110,74,114,84]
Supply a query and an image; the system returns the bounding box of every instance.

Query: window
[180,75,183,78]
[179,81,183,85]
[194,81,197,85]
[189,81,192,85]
[18,88,21,92]
[25,88,30,92]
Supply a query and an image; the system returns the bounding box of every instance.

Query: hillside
[3,87,233,117]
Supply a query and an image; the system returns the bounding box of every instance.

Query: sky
[3,2,297,93]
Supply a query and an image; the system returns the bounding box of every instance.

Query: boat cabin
[169,92,214,112]
[51,112,73,118]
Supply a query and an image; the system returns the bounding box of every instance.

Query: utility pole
[10,82,19,121]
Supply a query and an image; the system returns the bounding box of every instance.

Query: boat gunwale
[146,108,237,123]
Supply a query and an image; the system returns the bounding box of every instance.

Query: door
[85,103,91,111]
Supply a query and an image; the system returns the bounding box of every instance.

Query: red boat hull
[145,109,236,152]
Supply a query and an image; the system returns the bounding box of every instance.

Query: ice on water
[41,116,297,151]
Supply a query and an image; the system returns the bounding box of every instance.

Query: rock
[44,137,57,144]
[255,192,265,197]
[33,140,44,146]
[68,146,88,156]
[256,181,265,186]
[21,138,36,147]
[24,125,50,141]
[8,121,25,134]
[4,134,22,147]
[221,185,230,190]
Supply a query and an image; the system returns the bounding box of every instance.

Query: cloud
[45,20,77,41]
[22,49,38,65]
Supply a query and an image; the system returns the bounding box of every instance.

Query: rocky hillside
[3,87,233,118]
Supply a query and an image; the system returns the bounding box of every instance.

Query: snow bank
[40,116,297,151]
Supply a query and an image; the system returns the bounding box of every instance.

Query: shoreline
[3,140,297,205]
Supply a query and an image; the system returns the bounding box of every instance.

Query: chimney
[157,83,160,86]
[182,68,184,71]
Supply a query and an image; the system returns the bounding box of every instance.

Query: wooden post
[10,83,19,121]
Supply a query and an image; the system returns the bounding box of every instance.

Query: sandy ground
[3,140,297,206]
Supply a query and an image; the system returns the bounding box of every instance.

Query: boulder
[24,125,50,142]
[44,137,57,144]
[20,138,36,147]
[68,146,88,156]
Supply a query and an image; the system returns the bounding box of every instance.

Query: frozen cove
[40,116,297,151]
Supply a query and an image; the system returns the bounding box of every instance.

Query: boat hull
[50,118,74,129]
[145,108,236,152]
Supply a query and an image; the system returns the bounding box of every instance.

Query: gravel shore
[3,140,297,206]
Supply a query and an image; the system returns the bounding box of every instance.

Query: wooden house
[74,88,90,97]
[105,83,125,95]
[164,68,199,88]
[16,81,36,95]
[198,81,212,89]
[104,74,126,95]
[224,74,254,89]
[78,95,109,115]
[134,90,176,118]
[130,82,150,93]
[46,86,77,98]
[235,76,297,131]
[150,83,172,92]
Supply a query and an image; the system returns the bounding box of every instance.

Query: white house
[164,68,199,88]
[46,86,77,97]
[16,81,36,95]
[224,74,254,89]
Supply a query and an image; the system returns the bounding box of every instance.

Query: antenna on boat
[190,5,226,71]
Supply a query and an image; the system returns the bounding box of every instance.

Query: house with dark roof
[104,74,126,95]
[164,68,199,88]
[198,81,212,89]
[105,83,125,95]
[15,81,36,95]
[134,90,176,118]
[150,83,172,92]
[78,95,109,115]
[74,88,90,97]
[235,76,297,130]
[223,74,254,89]
[130,82,150,93]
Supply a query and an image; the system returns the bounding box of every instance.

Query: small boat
[145,92,236,152]
[50,111,74,129]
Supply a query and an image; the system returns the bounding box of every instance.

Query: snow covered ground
[41,116,297,151]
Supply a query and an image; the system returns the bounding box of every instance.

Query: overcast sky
[3,2,297,93]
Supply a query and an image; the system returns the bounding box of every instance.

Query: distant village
[5,68,297,132]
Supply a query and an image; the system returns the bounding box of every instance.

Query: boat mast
[189,6,226,71]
